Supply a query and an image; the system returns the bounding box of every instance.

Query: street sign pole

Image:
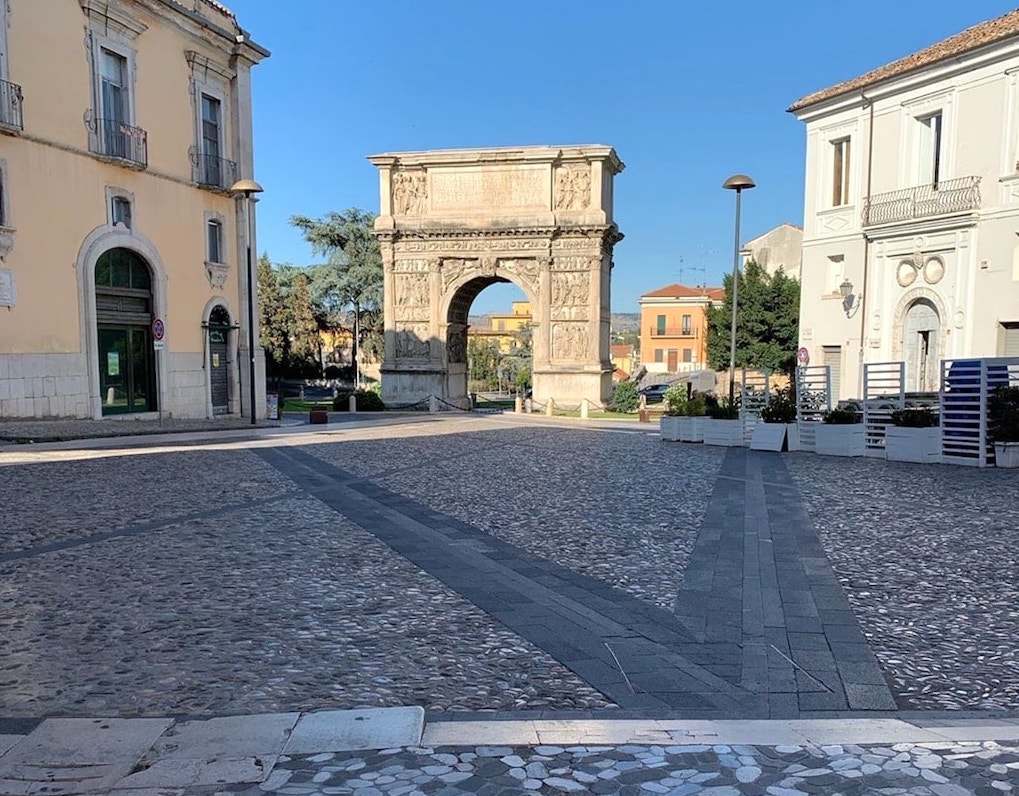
[153,318,166,424]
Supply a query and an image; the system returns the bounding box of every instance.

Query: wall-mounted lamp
[839,279,861,317]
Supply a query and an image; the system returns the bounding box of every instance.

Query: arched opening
[207,305,232,415]
[448,278,532,401]
[94,248,156,414]
[902,298,940,392]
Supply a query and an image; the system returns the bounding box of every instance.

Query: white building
[790,9,1019,400]
[741,222,802,281]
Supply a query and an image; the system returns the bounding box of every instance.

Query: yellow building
[638,283,724,373]
[469,301,532,353]
[0,0,267,419]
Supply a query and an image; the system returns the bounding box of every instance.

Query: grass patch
[282,399,333,412]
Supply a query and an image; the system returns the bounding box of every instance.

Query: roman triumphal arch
[368,145,624,409]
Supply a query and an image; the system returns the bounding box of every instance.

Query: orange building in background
[638,283,724,374]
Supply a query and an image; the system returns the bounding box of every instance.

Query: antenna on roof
[677,256,685,285]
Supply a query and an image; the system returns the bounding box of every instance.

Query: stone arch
[370,145,624,409]
[76,224,169,418]
[891,287,948,392]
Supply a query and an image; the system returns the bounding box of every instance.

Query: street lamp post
[722,174,755,405]
[230,178,264,424]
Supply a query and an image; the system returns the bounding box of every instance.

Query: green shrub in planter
[760,387,797,424]
[989,385,1019,442]
[333,390,386,412]
[706,397,740,420]
[889,407,939,428]
[823,406,861,424]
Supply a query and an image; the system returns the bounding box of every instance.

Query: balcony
[191,150,238,191]
[90,117,148,169]
[649,326,698,339]
[862,176,980,227]
[0,79,23,133]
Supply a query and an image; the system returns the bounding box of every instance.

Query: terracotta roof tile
[641,282,724,299]
[789,9,1019,112]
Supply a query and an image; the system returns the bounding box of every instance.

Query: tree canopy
[706,261,800,375]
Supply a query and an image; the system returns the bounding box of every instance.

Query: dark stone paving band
[256,445,895,717]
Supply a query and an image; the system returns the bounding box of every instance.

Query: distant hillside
[611,313,640,333]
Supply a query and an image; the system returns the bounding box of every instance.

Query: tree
[468,338,500,390]
[289,272,320,370]
[258,254,292,388]
[706,261,801,375]
[258,256,323,387]
[290,209,384,371]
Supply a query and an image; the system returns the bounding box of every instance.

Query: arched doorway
[95,248,156,414]
[207,305,232,414]
[902,298,940,392]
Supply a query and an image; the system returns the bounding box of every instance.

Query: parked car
[638,383,672,404]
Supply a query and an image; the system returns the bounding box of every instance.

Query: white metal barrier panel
[796,366,831,454]
[941,357,1019,467]
[863,362,905,458]
[741,368,771,444]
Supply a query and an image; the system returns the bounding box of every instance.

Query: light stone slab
[793,719,948,745]
[150,713,298,760]
[920,724,1019,742]
[284,708,424,754]
[0,718,172,794]
[659,721,807,746]
[0,735,24,757]
[421,721,539,747]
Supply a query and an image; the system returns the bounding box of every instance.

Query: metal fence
[862,362,905,458]
[940,357,1019,467]
[795,365,831,453]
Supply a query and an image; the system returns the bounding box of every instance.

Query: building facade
[638,283,723,374]
[0,0,267,419]
[468,301,532,354]
[791,9,1019,400]
[741,222,803,281]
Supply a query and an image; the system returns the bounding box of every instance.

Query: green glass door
[98,326,153,414]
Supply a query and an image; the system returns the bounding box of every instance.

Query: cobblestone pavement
[1,415,1019,724]
[786,455,1019,711]
[243,740,1019,796]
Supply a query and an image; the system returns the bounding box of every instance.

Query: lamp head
[230,178,264,197]
[723,174,756,191]
[839,279,853,299]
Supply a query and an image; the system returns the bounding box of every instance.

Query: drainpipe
[858,91,875,397]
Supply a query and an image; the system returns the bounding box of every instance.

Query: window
[832,138,851,206]
[100,49,129,125]
[0,162,7,228]
[656,314,666,335]
[198,93,228,187]
[201,95,221,160]
[681,314,691,335]
[918,112,943,187]
[206,219,223,264]
[654,349,663,363]
[683,349,692,363]
[111,196,132,229]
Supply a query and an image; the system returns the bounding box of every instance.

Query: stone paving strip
[786,454,1019,711]
[3,711,1019,795]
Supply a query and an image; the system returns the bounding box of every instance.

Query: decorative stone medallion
[923,255,945,284]
[896,259,917,287]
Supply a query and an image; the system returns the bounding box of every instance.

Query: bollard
[546,398,554,417]
[515,396,523,413]
[429,395,439,413]
[349,394,357,414]
[638,393,649,422]
[580,399,589,420]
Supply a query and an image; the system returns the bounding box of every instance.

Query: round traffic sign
[152,318,165,341]
[797,346,810,366]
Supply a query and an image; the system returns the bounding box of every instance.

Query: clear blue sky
[228,0,1017,314]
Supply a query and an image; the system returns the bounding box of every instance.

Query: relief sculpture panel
[552,322,589,361]
[440,258,479,291]
[393,272,431,322]
[551,271,590,322]
[554,165,591,211]
[392,170,428,215]
[394,323,431,359]
[497,258,541,296]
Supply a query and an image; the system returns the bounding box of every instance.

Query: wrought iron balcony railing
[191,150,238,191]
[90,117,148,168]
[649,326,698,338]
[862,175,981,227]
[0,79,23,132]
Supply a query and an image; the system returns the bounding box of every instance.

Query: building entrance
[208,305,231,414]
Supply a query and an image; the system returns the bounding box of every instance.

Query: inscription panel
[430,165,547,211]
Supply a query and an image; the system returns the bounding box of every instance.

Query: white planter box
[679,416,706,442]
[659,416,681,441]
[785,423,800,452]
[995,441,1019,468]
[886,426,941,463]
[750,422,787,451]
[703,418,745,447]
[815,423,865,457]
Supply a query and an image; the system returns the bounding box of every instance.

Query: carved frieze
[552,322,589,361]
[440,258,478,291]
[394,324,431,359]
[392,170,428,215]
[551,272,589,308]
[446,323,467,365]
[393,272,431,322]
[551,255,596,271]
[497,258,542,294]
[393,258,432,273]
[554,165,591,211]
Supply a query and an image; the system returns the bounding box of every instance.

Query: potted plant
[659,384,685,442]
[702,396,745,446]
[989,385,1019,468]
[885,406,941,463]
[752,385,799,451]
[815,405,865,456]
[661,386,708,443]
